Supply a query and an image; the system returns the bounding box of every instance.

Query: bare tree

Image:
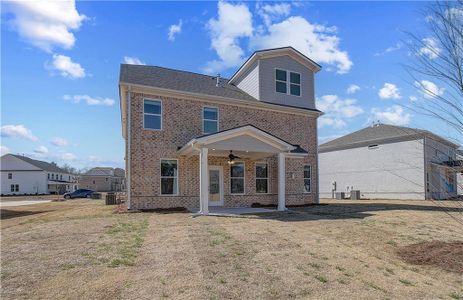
[404,0,463,141]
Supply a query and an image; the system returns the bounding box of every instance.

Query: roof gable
[229,47,321,84]
[3,154,70,173]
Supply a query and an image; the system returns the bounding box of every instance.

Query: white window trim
[202,106,219,134]
[275,68,302,97]
[255,162,269,194]
[160,158,179,196]
[304,164,311,193]
[143,98,163,131]
[230,161,245,195]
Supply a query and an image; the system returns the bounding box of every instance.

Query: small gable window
[275,69,287,94]
[290,72,301,96]
[8,173,12,179]
[203,107,219,134]
[144,99,162,130]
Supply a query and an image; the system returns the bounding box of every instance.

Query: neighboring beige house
[1,154,78,195]
[79,167,125,192]
[119,47,323,212]
[319,124,460,200]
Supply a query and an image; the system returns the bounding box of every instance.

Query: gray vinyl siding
[235,61,259,100]
[259,56,315,110]
[319,139,426,200]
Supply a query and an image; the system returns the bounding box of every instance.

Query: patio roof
[177,125,307,159]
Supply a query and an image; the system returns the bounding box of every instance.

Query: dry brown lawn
[1,199,462,299]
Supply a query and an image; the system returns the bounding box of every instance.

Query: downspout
[127,86,132,210]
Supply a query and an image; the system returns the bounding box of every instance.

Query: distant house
[79,167,125,192]
[0,154,78,195]
[457,150,463,196]
[319,124,460,200]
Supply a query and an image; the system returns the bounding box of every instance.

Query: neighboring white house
[0,154,78,195]
[457,150,463,196]
[319,124,460,200]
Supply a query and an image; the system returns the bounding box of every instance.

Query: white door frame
[208,166,224,206]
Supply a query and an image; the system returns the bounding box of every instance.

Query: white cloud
[49,54,85,79]
[168,19,183,41]
[418,38,441,59]
[4,0,87,52]
[409,95,418,102]
[378,83,401,100]
[0,125,38,141]
[374,42,402,56]
[251,16,352,74]
[369,105,411,126]
[1,146,10,156]
[51,137,69,147]
[346,84,360,94]
[123,56,145,65]
[316,94,363,128]
[34,145,49,154]
[204,2,253,74]
[257,3,291,26]
[61,152,77,161]
[64,95,115,106]
[414,80,444,99]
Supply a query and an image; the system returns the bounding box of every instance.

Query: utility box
[335,192,345,200]
[350,190,361,200]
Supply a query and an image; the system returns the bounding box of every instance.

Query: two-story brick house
[119,47,323,213]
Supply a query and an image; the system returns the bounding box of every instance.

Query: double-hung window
[275,69,301,96]
[255,163,268,193]
[161,159,178,195]
[8,173,12,179]
[144,99,162,130]
[203,107,218,134]
[230,162,245,194]
[275,69,287,94]
[10,184,19,192]
[304,165,311,193]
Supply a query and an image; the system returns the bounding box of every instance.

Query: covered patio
[177,125,308,215]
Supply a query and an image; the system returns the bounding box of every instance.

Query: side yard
[1,199,462,299]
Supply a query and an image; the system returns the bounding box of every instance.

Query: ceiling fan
[228,150,240,165]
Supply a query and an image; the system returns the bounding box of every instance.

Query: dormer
[229,47,321,110]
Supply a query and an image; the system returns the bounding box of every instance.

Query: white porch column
[199,147,209,215]
[278,152,286,211]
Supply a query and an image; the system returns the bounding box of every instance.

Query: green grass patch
[314,275,327,283]
[386,240,397,247]
[399,279,414,286]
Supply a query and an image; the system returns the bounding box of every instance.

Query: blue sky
[1,1,460,169]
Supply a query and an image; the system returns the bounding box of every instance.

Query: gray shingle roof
[120,64,258,103]
[319,124,458,152]
[11,154,69,173]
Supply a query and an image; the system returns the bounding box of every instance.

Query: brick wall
[127,91,318,209]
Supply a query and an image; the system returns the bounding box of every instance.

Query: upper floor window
[304,165,311,193]
[275,69,301,96]
[203,107,218,134]
[8,173,12,179]
[60,175,63,181]
[144,99,162,130]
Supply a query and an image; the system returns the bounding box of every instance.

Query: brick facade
[126,91,318,210]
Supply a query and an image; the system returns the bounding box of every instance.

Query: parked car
[64,189,95,199]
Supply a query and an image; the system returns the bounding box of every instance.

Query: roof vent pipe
[216,74,221,87]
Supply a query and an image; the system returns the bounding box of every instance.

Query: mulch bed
[396,240,463,273]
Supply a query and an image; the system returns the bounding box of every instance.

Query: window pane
[144,114,161,129]
[231,163,244,177]
[161,178,177,195]
[304,165,311,178]
[144,100,161,114]
[161,160,178,176]
[290,84,301,96]
[276,69,287,81]
[290,72,300,84]
[203,107,218,120]
[203,120,218,134]
[11,185,14,192]
[256,163,268,178]
[231,178,244,194]
[276,81,287,93]
[304,179,311,192]
[256,179,268,193]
